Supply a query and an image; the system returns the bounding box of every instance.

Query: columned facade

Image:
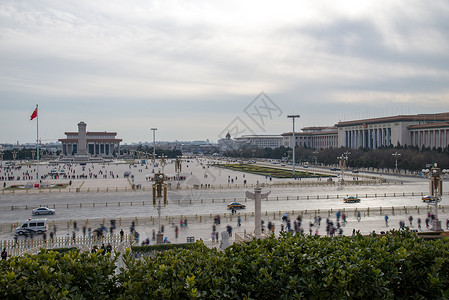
[409,123,449,149]
[282,127,338,150]
[336,113,449,149]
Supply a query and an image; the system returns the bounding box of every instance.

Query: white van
[16,218,48,235]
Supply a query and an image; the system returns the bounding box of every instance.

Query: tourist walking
[1,248,7,260]
[385,215,389,227]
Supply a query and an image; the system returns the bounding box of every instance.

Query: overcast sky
[1,0,448,144]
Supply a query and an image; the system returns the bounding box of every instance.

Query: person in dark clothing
[1,248,7,260]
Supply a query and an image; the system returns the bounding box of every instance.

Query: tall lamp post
[392,151,401,173]
[422,163,448,231]
[152,172,167,244]
[337,151,351,182]
[287,115,300,176]
[312,151,319,165]
[151,128,157,173]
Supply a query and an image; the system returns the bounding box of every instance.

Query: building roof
[64,132,118,136]
[335,113,449,127]
[281,130,337,137]
[58,139,122,143]
[408,122,449,130]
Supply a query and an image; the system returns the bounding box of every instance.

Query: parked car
[227,202,246,209]
[16,218,48,235]
[32,207,55,215]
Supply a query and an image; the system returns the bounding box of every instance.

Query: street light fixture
[337,151,351,182]
[392,151,401,173]
[421,163,449,231]
[151,128,157,172]
[287,115,300,176]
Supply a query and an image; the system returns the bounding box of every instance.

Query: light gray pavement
[1,158,449,246]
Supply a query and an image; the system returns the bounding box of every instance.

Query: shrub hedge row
[1,231,449,299]
[212,164,332,178]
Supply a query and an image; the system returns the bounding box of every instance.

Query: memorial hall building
[58,122,122,157]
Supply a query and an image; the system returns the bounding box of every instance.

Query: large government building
[238,112,449,151]
[58,122,122,157]
[335,113,449,150]
[280,112,449,150]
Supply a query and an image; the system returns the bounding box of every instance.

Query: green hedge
[132,243,198,253]
[212,164,333,178]
[1,232,449,299]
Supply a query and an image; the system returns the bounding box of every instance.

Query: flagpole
[36,104,39,186]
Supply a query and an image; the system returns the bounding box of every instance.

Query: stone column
[246,182,271,237]
[77,122,88,155]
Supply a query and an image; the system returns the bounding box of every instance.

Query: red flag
[30,107,38,120]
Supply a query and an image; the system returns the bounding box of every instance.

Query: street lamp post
[152,172,167,244]
[313,151,319,165]
[337,151,351,182]
[287,115,300,177]
[392,151,401,173]
[422,163,448,231]
[151,128,157,172]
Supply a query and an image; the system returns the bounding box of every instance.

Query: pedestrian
[226,225,232,236]
[13,234,19,247]
[73,221,78,231]
[417,218,421,229]
[106,243,112,253]
[237,216,241,227]
[1,248,7,260]
[100,243,106,254]
[83,226,86,237]
[384,215,389,227]
[50,231,54,242]
[120,228,124,242]
[425,218,430,228]
[175,226,179,239]
[357,211,361,222]
[409,215,413,227]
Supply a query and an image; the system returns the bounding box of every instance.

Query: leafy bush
[0,249,118,299]
[2,232,449,299]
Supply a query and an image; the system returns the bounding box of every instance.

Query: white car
[32,207,55,215]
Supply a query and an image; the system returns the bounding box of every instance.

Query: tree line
[223,145,449,171]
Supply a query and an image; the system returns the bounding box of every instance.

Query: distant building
[282,127,338,150]
[234,135,283,149]
[335,113,449,149]
[217,132,237,151]
[58,122,122,157]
